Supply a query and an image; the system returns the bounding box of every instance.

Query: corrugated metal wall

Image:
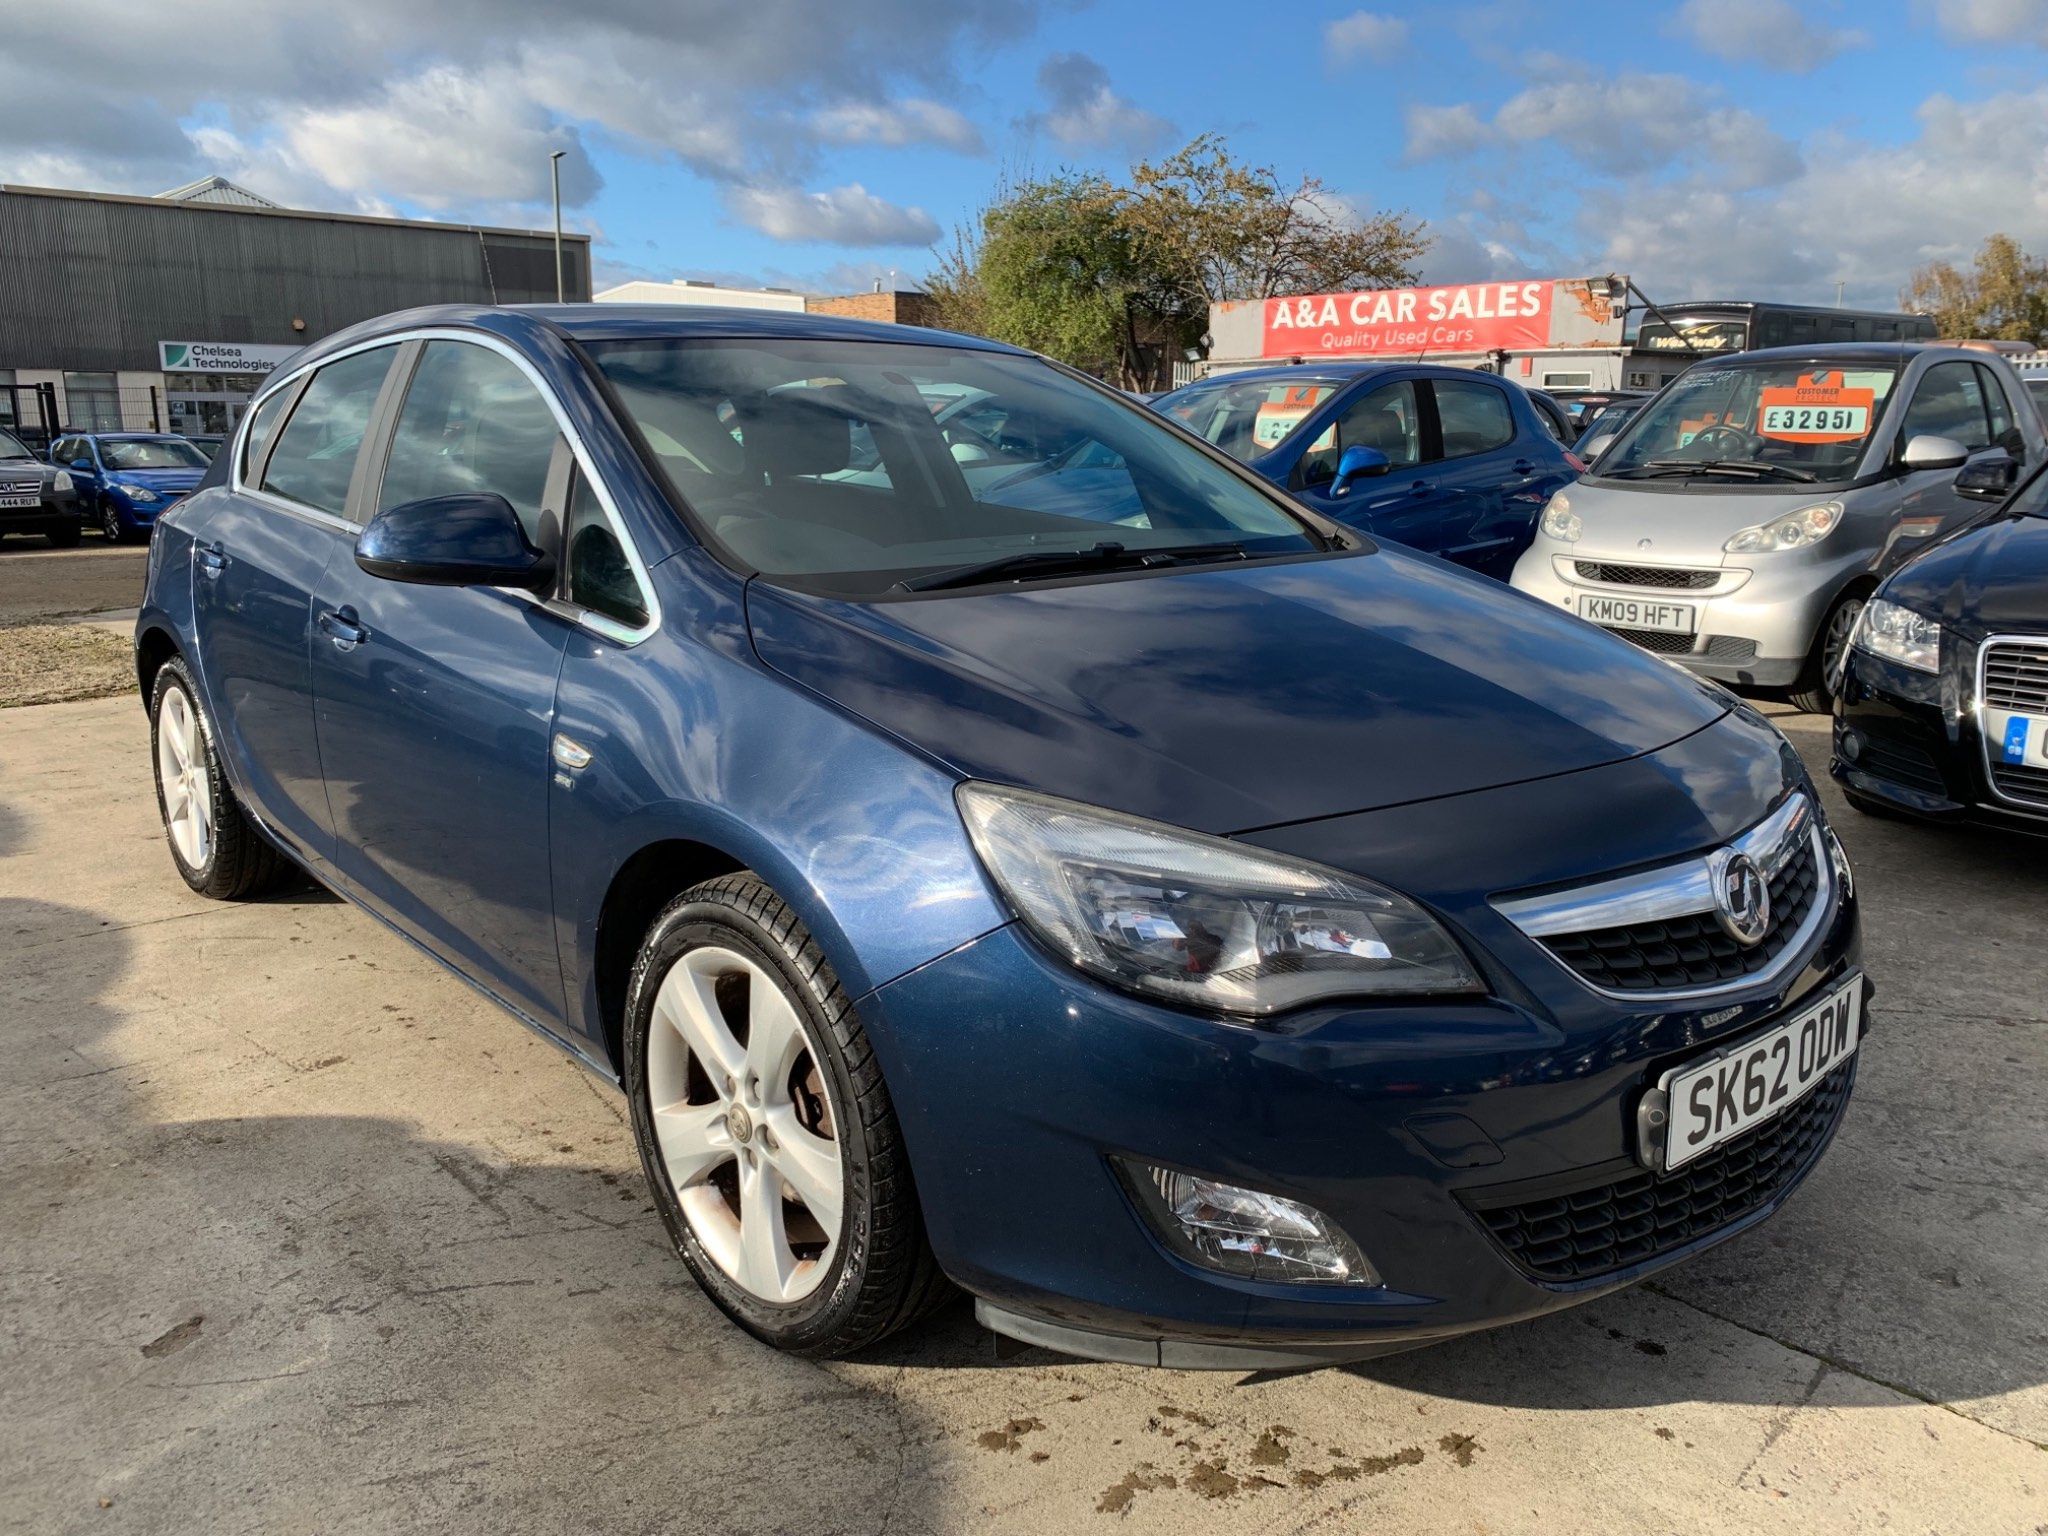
[0,189,592,372]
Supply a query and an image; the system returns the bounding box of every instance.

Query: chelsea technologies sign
[158,341,302,375]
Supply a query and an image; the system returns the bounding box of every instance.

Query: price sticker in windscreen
[1755,371,1875,444]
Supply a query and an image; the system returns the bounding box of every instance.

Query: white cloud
[1324,11,1409,61]
[811,98,985,153]
[1404,103,1492,161]
[1406,69,1800,190]
[1027,52,1175,153]
[1922,0,2048,44]
[725,183,941,246]
[1674,0,1867,71]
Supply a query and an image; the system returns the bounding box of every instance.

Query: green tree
[925,137,1428,385]
[1903,234,2048,346]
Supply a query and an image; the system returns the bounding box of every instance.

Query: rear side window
[1432,378,1516,459]
[260,346,399,517]
[240,389,293,483]
[378,341,560,541]
[1900,361,1992,452]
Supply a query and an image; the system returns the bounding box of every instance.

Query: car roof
[83,431,186,440]
[1166,360,1494,390]
[1720,341,1994,368]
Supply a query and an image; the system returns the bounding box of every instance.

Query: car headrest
[739,390,853,480]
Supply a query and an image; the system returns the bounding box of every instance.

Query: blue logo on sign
[2004,718,2030,764]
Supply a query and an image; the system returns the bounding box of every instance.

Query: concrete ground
[0,543,148,624]
[2,695,2043,1535]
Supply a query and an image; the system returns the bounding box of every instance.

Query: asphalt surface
[0,542,148,624]
[2,696,2044,1535]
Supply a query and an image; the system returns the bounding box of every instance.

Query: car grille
[1607,627,1695,655]
[1540,833,1822,992]
[1463,1058,1854,1284]
[1702,635,1758,662]
[0,475,40,497]
[1856,734,1947,797]
[1982,641,2048,714]
[1574,561,1719,590]
[1990,759,2048,807]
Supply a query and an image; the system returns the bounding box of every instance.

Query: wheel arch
[135,623,181,706]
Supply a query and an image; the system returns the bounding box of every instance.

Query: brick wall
[806,291,938,328]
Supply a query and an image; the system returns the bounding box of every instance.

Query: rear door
[1427,375,1554,581]
[308,336,574,1027]
[185,344,403,865]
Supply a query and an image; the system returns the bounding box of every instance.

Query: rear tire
[1788,591,1866,715]
[44,521,81,549]
[149,657,288,900]
[624,873,950,1357]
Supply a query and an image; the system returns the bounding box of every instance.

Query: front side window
[379,341,560,540]
[564,473,648,629]
[99,438,209,471]
[240,389,294,484]
[260,346,399,517]
[1432,378,1516,459]
[1900,361,1992,452]
[1301,380,1422,484]
[1600,359,1900,484]
[590,338,1320,596]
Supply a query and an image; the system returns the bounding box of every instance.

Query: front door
[1292,378,1480,562]
[309,337,573,1026]
[187,345,403,864]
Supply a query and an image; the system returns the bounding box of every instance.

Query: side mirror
[1901,434,1968,472]
[1331,443,1391,495]
[1579,432,1618,463]
[1956,450,2018,501]
[355,492,554,591]
[71,457,93,472]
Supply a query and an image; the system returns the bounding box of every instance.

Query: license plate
[0,495,37,509]
[1998,712,2048,768]
[1657,977,1861,1171]
[1580,594,1696,633]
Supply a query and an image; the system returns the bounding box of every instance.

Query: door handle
[195,541,228,578]
[1409,479,1433,494]
[1511,459,1535,474]
[318,607,369,651]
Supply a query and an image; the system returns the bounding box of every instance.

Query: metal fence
[1,383,190,453]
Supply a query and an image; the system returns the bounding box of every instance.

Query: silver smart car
[1512,343,2042,710]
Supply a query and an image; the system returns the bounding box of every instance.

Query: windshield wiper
[1640,457,1818,483]
[893,539,1250,593]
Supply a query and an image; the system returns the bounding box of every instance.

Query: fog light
[1125,1163,1379,1286]
[1839,727,1862,762]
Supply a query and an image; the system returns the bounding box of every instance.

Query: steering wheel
[1689,424,1753,454]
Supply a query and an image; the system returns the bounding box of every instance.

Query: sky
[4,0,2047,310]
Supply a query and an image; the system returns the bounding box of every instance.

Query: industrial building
[0,179,591,445]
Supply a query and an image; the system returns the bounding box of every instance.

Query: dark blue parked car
[136,306,1864,1367]
[1153,362,1583,581]
[50,431,211,542]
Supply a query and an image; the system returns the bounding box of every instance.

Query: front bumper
[1511,543,1859,688]
[1833,642,2048,836]
[868,880,1864,1366]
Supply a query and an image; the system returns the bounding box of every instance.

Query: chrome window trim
[1975,634,2048,811]
[230,326,661,647]
[1492,793,1835,1003]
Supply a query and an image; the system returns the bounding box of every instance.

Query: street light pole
[549,150,567,303]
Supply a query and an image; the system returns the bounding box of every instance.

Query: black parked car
[1834,461,2048,833]
[0,427,83,547]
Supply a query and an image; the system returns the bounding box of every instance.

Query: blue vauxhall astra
[135,305,1866,1368]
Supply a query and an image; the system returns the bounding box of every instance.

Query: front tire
[99,498,128,544]
[1788,591,1865,715]
[624,874,949,1356]
[149,658,288,899]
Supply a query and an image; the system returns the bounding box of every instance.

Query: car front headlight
[51,471,71,492]
[957,783,1482,1017]
[1540,492,1580,543]
[119,484,161,503]
[1852,597,1942,673]
[1724,500,1842,554]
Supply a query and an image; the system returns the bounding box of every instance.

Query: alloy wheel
[1821,596,1864,682]
[646,945,844,1305]
[101,501,122,541]
[155,685,213,870]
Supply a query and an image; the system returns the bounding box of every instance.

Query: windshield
[590,339,1322,595]
[1156,377,1344,462]
[100,438,209,471]
[0,429,30,460]
[1598,360,1899,483]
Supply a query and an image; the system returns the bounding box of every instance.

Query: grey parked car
[1512,343,2040,711]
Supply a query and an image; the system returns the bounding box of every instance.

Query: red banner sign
[1261,281,1553,358]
